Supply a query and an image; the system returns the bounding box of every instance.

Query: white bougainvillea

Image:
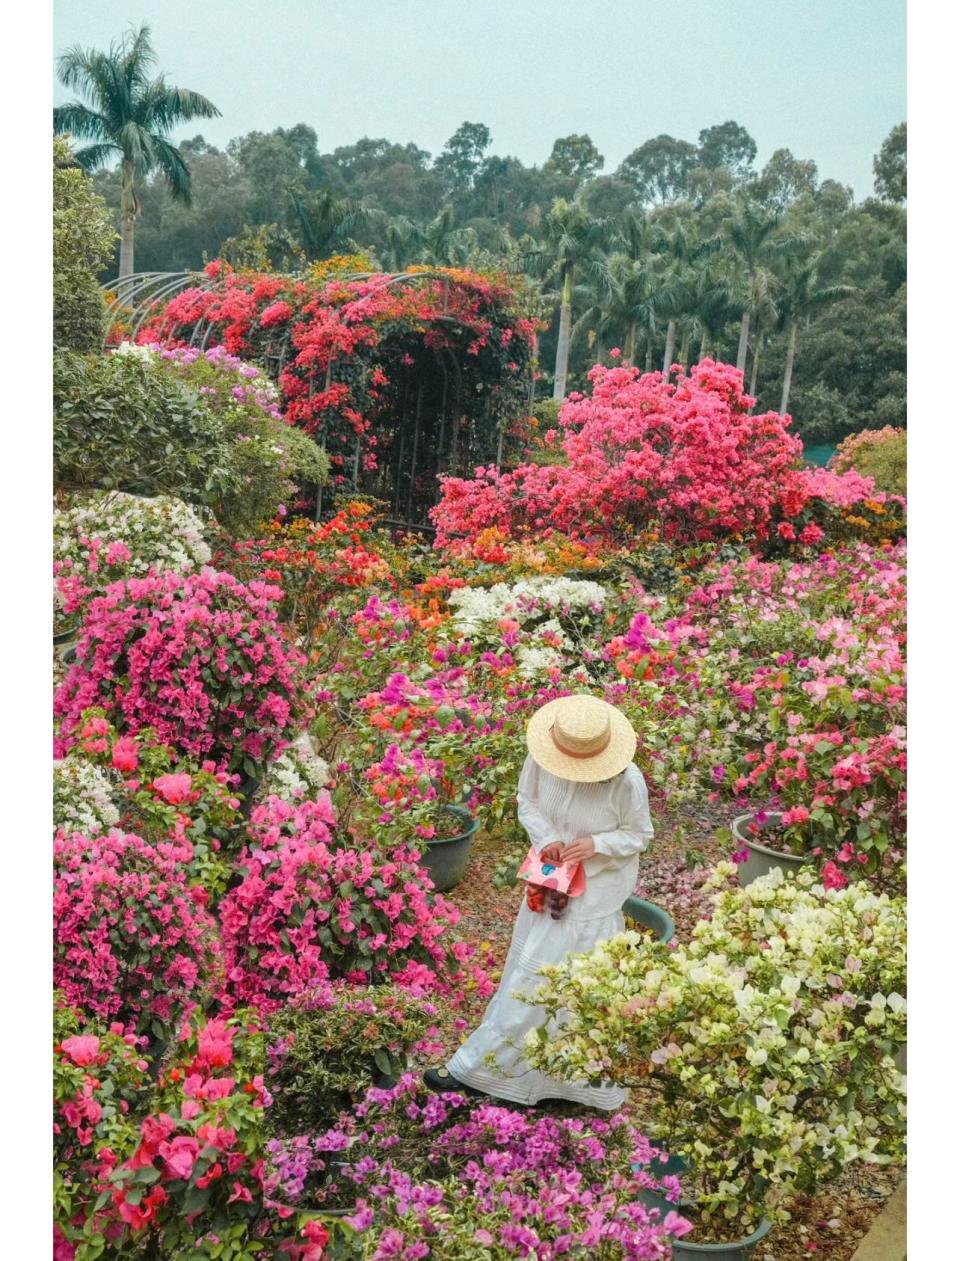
[53,757,120,836]
[524,865,906,1238]
[258,730,331,802]
[54,491,212,628]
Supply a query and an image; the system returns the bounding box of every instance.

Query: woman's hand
[540,842,564,863]
[559,836,596,864]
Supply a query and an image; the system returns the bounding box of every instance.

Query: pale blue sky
[53,0,905,199]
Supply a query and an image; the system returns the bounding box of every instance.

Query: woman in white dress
[425,694,653,1110]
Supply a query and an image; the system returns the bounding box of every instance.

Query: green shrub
[141,345,329,536]
[265,985,431,1137]
[830,425,906,497]
[53,351,239,504]
[53,137,116,352]
[53,271,108,354]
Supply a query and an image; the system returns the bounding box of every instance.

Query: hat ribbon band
[549,722,612,759]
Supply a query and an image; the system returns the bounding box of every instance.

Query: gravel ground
[423,792,904,1261]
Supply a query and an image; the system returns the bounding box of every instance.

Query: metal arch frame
[99,266,475,352]
[99,267,526,519]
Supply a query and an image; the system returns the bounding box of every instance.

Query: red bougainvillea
[135,264,540,495]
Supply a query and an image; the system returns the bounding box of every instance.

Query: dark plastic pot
[634,1160,772,1261]
[732,812,810,887]
[622,895,675,944]
[53,628,77,647]
[419,804,479,892]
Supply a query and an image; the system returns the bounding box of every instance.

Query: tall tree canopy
[54,23,220,277]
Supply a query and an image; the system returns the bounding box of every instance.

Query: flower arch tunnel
[105,262,542,525]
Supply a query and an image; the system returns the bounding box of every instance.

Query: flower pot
[637,1183,771,1260]
[420,804,479,893]
[53,628,77,647]
[732,812,811,887]
[58,644,78,667]
[622,895,675,944]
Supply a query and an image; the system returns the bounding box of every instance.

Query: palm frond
[151,135,193,202]
[68,141,119,172]
[140,82,221,129]
[53,102,109,143]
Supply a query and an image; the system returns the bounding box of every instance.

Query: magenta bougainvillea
[431,360,903,551]
[219,795,460,1010]
[53,829,222,1038]
[53,568,305,774]
[432,360,804,546]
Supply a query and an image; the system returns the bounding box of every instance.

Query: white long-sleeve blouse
[516,754,654,921]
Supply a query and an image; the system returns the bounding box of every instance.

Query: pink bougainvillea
[54,568,306,774]
[219,794,460,1010]
[53,830,222,1038]
[432,360,804,546]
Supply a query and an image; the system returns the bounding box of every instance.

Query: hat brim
[526,697,637,783]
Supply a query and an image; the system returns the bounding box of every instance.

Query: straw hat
[526,694,637,783]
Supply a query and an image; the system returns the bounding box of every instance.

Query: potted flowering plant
[730,725,906,891]
[352,745,479,892]
[525,865,906,1256]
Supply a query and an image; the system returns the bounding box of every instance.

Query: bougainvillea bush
[54,998,151,1261]
[432,360,803,547]
[432,360,904,554]
[53,828,222,1040]
[60,1008,331,1261]
[267,1076,688,1258]
[54,490,212,632]
[116,341,330,536]
[526,865,907,1239]
[65,709,244,895]
[54,568,305,775]
[219,794,460,1010]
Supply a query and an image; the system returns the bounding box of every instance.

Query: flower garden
[52,260,906,1261]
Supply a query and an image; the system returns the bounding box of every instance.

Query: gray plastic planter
[622,895,675,944]
[732,812,810,887]
[419,804,479,892]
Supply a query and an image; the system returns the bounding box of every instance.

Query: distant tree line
[55,27,906,444]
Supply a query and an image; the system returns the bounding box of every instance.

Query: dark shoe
[423,1067,483,1097]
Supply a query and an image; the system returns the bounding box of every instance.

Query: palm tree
[775,256,854,414]
[54,24,220,279]
[526,198,614,399]
[290,189,382,262]
[382,216,424,271]
[725,205,786,374]
[686,262,739,363]
[421,206,477,265]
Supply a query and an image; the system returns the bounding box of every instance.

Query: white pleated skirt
[446,898,628,1110]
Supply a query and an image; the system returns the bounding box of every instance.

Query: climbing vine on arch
[136,259,544,521]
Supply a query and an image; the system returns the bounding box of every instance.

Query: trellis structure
[102,268,540,526]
